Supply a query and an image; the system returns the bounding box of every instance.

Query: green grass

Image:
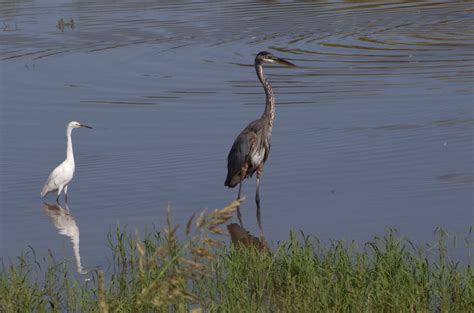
[1,200,473,312]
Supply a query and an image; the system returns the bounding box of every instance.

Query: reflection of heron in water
[227,223,270,253]
[42,202,98,274]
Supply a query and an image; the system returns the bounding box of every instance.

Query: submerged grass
[1,200,473,312]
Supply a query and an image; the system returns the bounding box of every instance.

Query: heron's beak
[275,57,296,68]
[80,124,93,129]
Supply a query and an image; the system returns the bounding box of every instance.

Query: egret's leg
[256,170,265,239]
[64,185,69,203]
[56,186,63,204]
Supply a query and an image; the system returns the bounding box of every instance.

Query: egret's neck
[66,127,74,164]
[255,63,275,127]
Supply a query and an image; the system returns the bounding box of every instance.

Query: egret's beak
[80,124,93,129]
[274,57,296,68]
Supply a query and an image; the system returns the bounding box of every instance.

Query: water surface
[1,0,473,270]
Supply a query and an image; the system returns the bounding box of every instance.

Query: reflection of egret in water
[42,202,98,274]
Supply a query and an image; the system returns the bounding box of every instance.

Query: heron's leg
[236,167,247,227]
[256,168,265,239]
[236,182,244,227]
[237,181,242,199]
[64,185,69,203]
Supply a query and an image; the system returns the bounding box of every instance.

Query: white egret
[41,121,92,203]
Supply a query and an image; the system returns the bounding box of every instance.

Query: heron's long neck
[256,63,275,127]
[66,127,74,164]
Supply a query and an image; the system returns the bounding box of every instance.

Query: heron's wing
[263,141,271,163]
[225,119,262,187]
[245,118,271,164]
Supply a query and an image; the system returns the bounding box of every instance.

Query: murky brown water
[1,0,473,270]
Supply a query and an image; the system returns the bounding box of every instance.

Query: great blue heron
[225,51,295,239]
[41,121,92,203]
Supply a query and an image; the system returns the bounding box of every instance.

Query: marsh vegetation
[1,200,473,312]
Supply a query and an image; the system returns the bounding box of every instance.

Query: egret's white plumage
[41,121,92,203]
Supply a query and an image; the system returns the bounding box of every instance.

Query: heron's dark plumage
[225,118,270,187]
